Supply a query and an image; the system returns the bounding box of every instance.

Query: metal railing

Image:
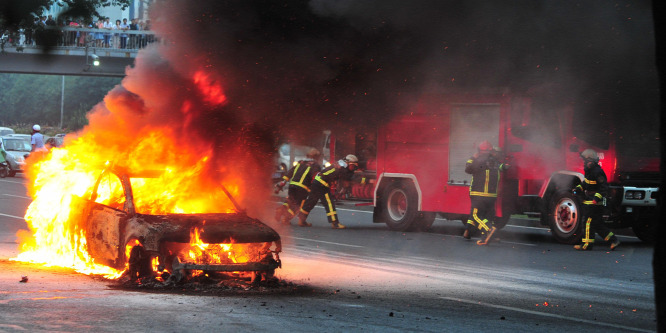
[2,27,157,55]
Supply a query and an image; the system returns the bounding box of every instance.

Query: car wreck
[71,167,282,283]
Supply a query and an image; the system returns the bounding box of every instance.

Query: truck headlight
[625,191,645,200]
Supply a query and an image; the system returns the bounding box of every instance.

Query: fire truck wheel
[493,215,510,229]
[548,191,584,244]
[382,181,420,231]
[632,220,656,243]
[415,212,436,231]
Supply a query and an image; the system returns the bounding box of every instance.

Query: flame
[182,227,270,268]
[10,69,258,279]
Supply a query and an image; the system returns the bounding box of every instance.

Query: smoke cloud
[74,0,656,215]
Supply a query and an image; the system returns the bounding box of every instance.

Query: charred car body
[73,168,282,283]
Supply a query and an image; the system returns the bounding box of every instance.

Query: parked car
[0,127,15,136]
[71,167,282,283]
[273,143,314,181]
[0,136,31,176]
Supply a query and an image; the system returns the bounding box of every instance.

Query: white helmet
[345,154,358,163]
[33,124,41,131]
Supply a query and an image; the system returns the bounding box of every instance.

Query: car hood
[134,212,281,244]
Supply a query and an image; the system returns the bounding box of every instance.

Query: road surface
[0,175,656,332]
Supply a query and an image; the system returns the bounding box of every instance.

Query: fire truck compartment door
[448,104,500,184]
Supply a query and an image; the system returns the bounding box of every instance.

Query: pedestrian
[572,149,620,251]
[463,141,509,245]
[31,124,47,153]
[296,154,359,229]
[119,18,129,48]
[274,148,322,227]
[103,17,112,48]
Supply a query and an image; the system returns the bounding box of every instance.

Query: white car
[0,127,15,136]
[1,136,31,176]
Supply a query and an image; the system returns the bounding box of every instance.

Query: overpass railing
[1,27,158,56]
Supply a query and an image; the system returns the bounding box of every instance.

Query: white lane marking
[2,194,31,199]
[440,297,653,333]
[0,212,25,220]
[285,236,364,248]
[0,179,25,184]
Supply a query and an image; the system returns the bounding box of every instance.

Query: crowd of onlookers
[1,14,156,50]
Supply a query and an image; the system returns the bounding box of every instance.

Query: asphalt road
[0,175,657,332]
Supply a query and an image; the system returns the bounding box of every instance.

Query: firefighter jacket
[465,153,507,198]
[314,164,354,188]
[575,163,608,206]
[282,160,321,192]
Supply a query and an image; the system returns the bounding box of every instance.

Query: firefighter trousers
[299,182,338,224]
[276,186,309,222]
[466,196,496,235]
[579,204,616,250]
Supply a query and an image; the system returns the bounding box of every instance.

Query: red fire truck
[326,92,659,244]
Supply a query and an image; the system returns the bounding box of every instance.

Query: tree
[1,0,131,28]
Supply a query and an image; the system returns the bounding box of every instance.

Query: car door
[83,171,128,268]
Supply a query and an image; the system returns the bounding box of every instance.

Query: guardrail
[1,27,157,56]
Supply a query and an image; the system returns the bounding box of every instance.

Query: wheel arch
[374,173,422,211]
[539,171,583,205]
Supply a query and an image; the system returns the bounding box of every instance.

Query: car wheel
[548,191,583,244]
[382,181,420,231]
[632,220,656,244]
[7,165,16,177]
[0,167,7,178]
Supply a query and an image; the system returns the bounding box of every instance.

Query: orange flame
[10,69,258,279]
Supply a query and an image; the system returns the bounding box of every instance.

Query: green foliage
[0,0,132,27]
[0,73,121,131]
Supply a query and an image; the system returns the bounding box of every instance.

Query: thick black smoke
[147,0,657,155]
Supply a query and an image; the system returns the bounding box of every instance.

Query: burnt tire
[382,181,420,232]
[632,220,656,244]
[548,191,584,244]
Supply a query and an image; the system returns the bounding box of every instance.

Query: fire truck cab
[330,92,659,244]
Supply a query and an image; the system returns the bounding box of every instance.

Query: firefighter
[463,141,509,245]
[572,149,620,251]
[297,154,358,229]
[274,148,322,227]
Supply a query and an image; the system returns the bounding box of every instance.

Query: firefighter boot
[297,213,312,227]
[462,227,471,240]
[275,206,290,225]
[610,237,621,251]
[331,222,346,229]
[476,226,496,246]
[573,243,593,251]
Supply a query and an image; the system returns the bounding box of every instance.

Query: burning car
[71,167,282,283]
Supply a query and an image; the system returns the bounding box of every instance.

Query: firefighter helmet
[580,149,599,162]
[307,148,321,159]
[32,124,41,131]
[345,154,358,163]
[478,140,493,152]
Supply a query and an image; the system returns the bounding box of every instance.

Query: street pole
[60,75,64,129]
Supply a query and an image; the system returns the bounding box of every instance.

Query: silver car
[0,136,31,176]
